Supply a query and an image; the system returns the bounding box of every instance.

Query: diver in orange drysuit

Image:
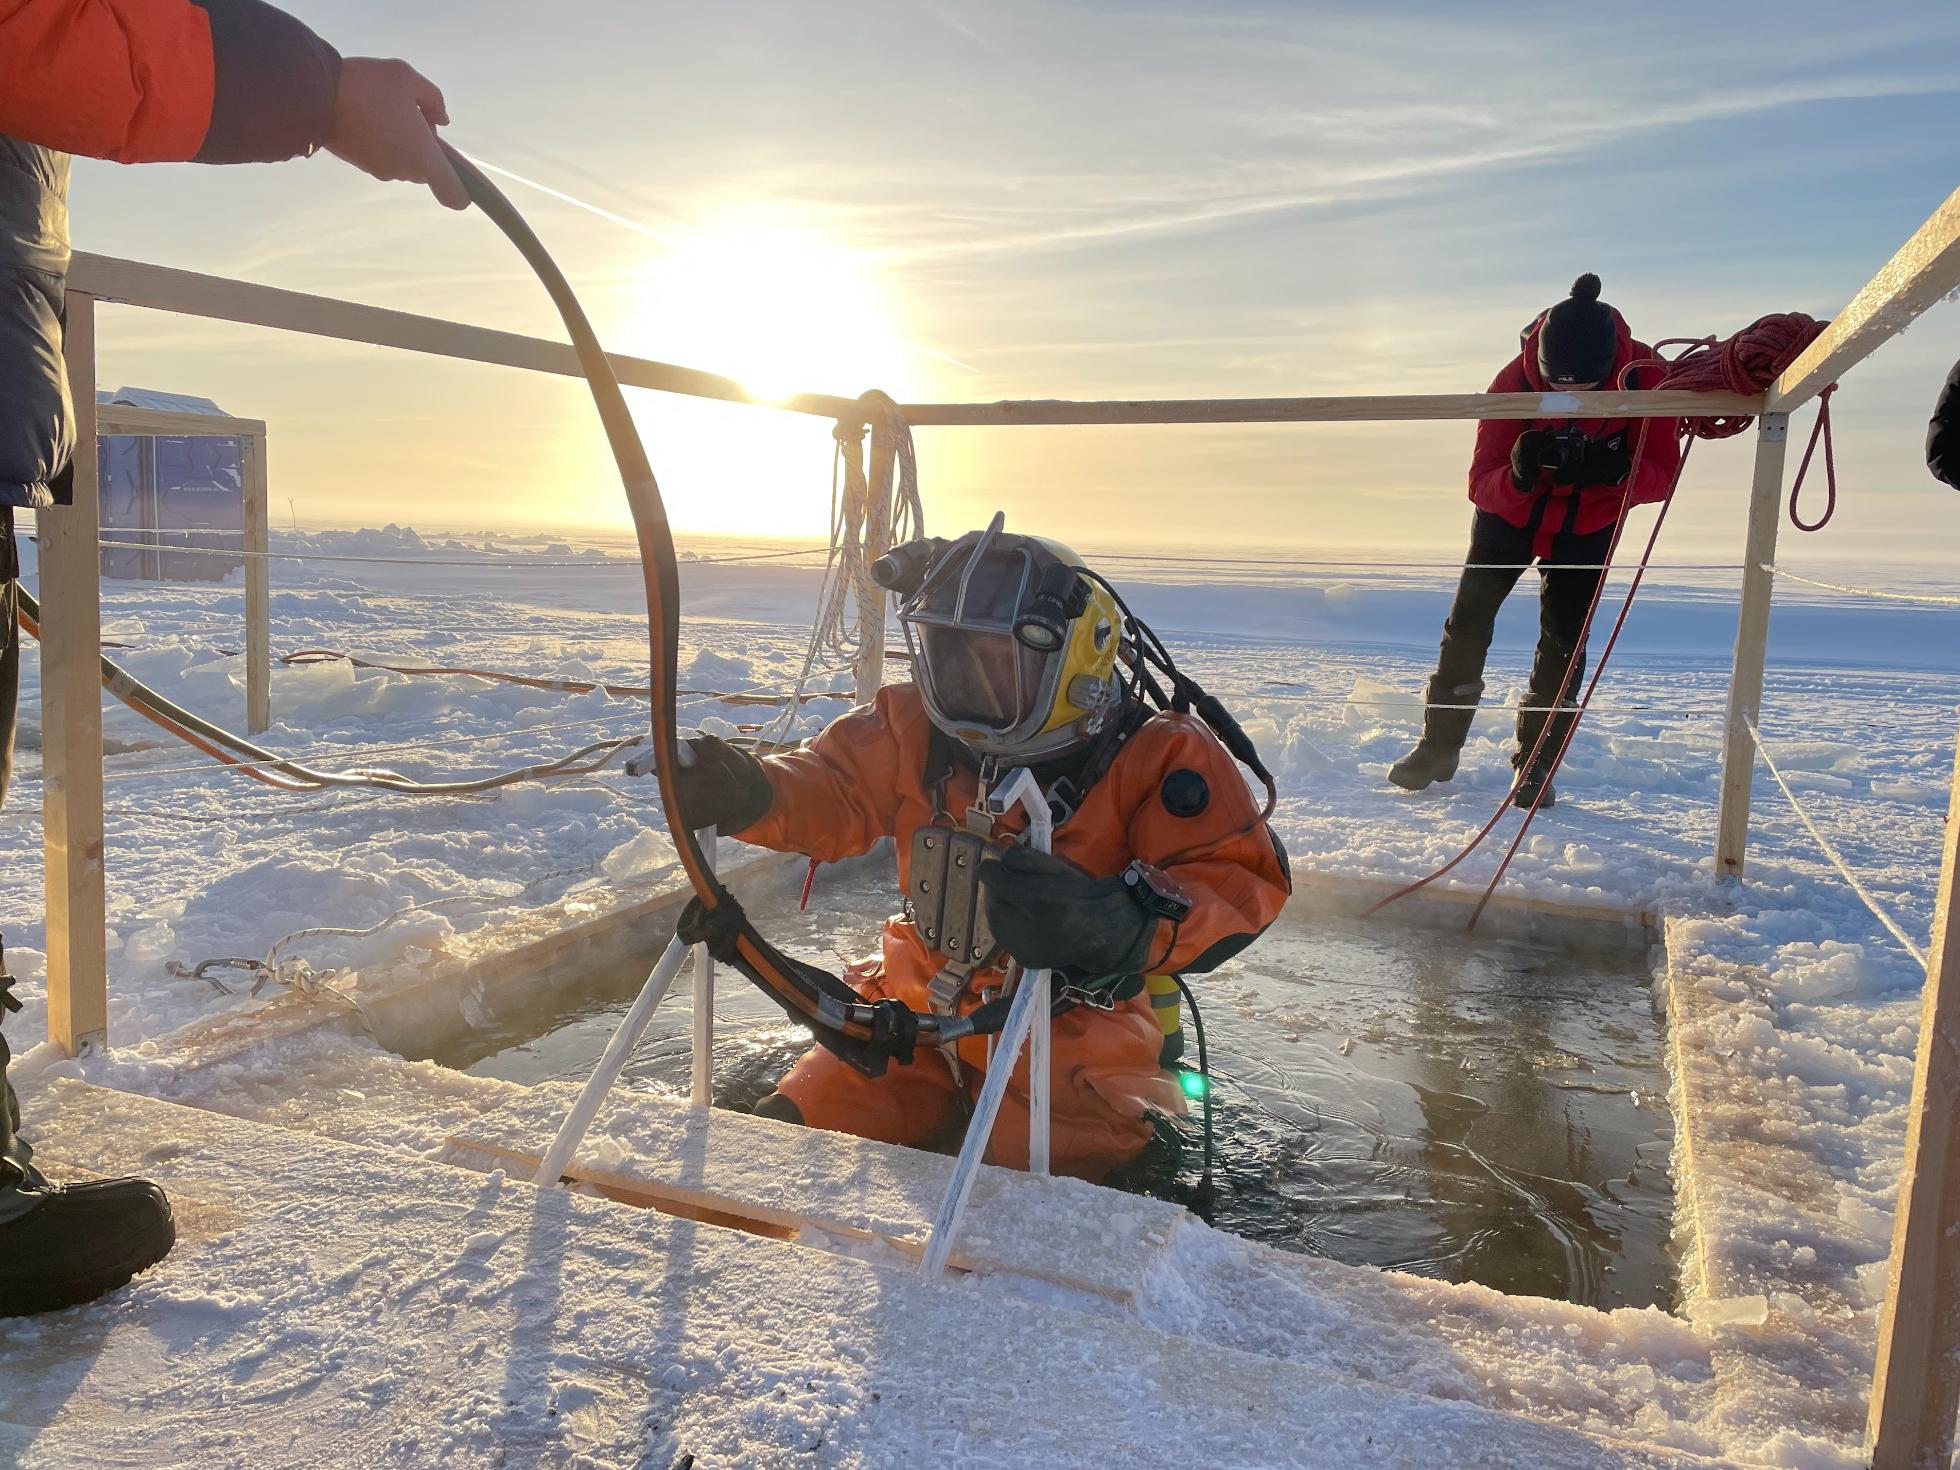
[675,516,1291,1180]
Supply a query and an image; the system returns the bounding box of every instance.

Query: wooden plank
[67,251,859,421]
[242,431,270,734]
[42,292,109,1056]
[896,388,1760,427]
[95,405,267,439]
[1770,183,1960,413]
[1714,415,1791,877]
[1866,721,1960,1470]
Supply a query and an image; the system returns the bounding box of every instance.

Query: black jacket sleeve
[191,0,342,165]
[1928,359,1960,490]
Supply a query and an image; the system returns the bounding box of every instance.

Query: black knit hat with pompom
[1537,273,1617,387]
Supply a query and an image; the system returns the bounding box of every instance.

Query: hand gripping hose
[444,147,983,1075]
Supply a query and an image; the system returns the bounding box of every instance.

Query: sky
[68,0,1960,565]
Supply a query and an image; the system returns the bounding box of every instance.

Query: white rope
[1761,564,1960,607]
[87,537,829,570]
[1743,714,1928,968]
[765,400,923,743]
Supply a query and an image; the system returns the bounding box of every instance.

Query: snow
[3,523,1956,1467]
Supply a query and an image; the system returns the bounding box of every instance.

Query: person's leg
[1391,511,1529,790]
[983,996,1171,1182]
[1513,522,1613,805]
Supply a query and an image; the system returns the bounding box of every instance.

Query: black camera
[1545,424,1592,482]
[870,537,949,597]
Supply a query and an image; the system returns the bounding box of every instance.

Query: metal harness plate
[908,825,1004,1013]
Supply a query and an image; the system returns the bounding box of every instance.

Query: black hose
[1171,973,1217,1198]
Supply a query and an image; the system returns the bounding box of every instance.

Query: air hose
[443,147,993,1075]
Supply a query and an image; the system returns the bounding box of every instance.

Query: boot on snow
[1,947,176,1317]
[1389,741,1460,791]
[1510,751,1557,810]
[1388,676,1481,792]
[0,1168,176,1317]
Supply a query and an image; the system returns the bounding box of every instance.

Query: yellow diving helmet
[871,512,1127,765]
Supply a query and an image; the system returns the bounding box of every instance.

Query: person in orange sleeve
[676,516,1292,1180]
[1,0,465,1318]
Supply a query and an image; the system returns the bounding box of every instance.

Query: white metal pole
[533,933,689,1187]
[989,767,1055,1174]
[243,431,270,735]
[690,827,716,1107]
[919,965,1047,1280]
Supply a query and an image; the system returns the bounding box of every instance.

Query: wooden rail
[894,388,1759,426]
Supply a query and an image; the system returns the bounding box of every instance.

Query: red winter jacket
[1467,307,1682,557]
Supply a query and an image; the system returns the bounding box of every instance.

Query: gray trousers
[1,505,33,1192]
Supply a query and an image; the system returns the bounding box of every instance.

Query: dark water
[450,860,1674,1311]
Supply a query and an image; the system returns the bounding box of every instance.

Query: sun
[599,206,926,539]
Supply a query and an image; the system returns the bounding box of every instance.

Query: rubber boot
[0,945,176,1318]
[751,1091,804,1126]
[1388,677,1481,791]
[1510,749,1557,810]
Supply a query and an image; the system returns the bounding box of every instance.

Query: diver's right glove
[978,846,1157,983]
[672,734,775,835]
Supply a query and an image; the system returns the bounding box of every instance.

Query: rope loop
[1787,384,1839,532]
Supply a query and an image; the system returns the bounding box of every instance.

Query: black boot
[1510,749,1557,810]
[1389,677,1481,792]
[1,946,176,1318]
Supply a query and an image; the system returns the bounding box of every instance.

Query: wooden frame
[95,402,272,737]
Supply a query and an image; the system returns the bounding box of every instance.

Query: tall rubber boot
[0,944,177,1317]
[1513,643,1584,810]
[1389,677,1482,791]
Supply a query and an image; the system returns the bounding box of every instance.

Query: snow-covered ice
[1,523,1954,1467]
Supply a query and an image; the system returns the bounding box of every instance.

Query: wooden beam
[1867,718,1960,1470]
[894,388,1760,427]
[242,431,271,735]
[1771,183,1960,413]
[854,419,897,704]
[42,293,109,1057]
[1714,414,1791,877]
[66,251,860,422]
[95,405,266,440]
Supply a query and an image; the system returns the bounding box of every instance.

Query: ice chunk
[1689,1294,1769,1329]
[602,829,678,882]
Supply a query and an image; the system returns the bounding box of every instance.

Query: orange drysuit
[733,683,1291,1180]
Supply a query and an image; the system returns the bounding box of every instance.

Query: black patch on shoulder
[1160,768,1210,818]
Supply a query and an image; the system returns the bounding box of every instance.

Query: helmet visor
[917,625,1048,730]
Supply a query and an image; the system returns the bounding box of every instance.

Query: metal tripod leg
[534,933,690,1187]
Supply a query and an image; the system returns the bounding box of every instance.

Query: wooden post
[1714,413,1790,877]
[42,292,109,1056]
[854,416,896,706]
[1866,717,1960,1470]
[243,429,270,734]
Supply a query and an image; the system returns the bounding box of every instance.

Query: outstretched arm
[0,0,463,204]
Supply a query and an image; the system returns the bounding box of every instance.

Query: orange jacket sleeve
[1117,715,1291,975]
[0,0,339,165]
[734,686,919,863]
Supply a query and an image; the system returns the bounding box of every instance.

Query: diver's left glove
[978,846,1156,982]
[673,734,775,835]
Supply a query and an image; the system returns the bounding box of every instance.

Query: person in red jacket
[1389,275,1680,807]
[0,0,464,1319]
[676,520,1292,1180]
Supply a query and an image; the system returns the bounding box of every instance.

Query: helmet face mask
[894,515,1123,766]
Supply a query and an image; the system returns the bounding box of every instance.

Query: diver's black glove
[1509,429,1559,492]
[1578,431,1633,487]
[978,846,1156,982]
[673,734,774,834]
